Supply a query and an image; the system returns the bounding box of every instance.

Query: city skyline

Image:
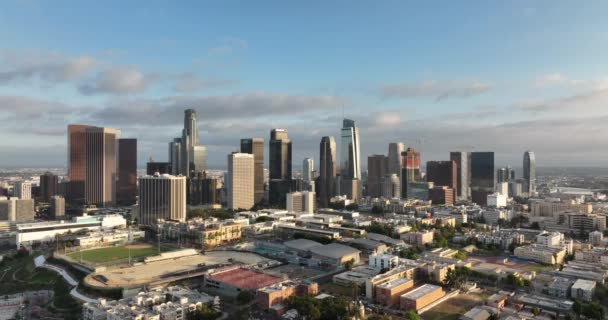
[2,2,608,168]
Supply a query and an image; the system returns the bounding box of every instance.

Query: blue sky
[1,1,608,169]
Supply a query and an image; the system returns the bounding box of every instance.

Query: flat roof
[209,268,281,290]
[571,279,597,291]
[400,284,442,300]
[284,239,323,251]
[310,243,360,259]
[377,277,413,289]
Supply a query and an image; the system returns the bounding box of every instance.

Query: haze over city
[2,1,608,168]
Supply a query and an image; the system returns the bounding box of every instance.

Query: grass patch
[423,291,490,320]
[66,244,172,264]
[522,264,555,272]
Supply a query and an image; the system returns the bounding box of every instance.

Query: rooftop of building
[400,284,442,300]
[309,243,360,259]
[284,239,323,251]
[208,268,281,290]
[376,277,413,290]
[571,279,597,291]
[461,307,491,320]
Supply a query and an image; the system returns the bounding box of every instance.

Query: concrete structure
[227,153,255,210]
[575,248,608,264]
[400,147,421,199]
[530,199,592,217]
[319,136,337,208]
[482,209,511,225]
[40,172,59,202]
[388,142,405,176]
[367,155,388,197]
[16,214,126,248]
[450,151,471,200]
[68,124,96,202]
[400,231,434,246]
[50,195,65,220]
[205,267,282,296]
[570,279,596,302]
[375,278,414,307]
[117,138,137,205]
[0,198,35,223]
[589,230,604,246]
[426,160,457,196]
[514,244,566,265]
[429,186,454,205]
[399,284,445,311]
[381,173,401,199]
[487,193,507,208]
[365,263,419,299]
[85,127,119,207]
[460,307,491,320]
[14,181,32,200]
[138,174,187,226]
[368,253,398,271]
[256,280,318,311]
[309,243,360,266]
[269,129,292,206]
[302,158,314,182]
[240,138,265,205]
[496,181,509,196]
[286,191,315,213]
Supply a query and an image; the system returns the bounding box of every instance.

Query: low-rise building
[514,244,566,265]
[375,277,414,307]
[256,280,318,311]
[570,279,596,302]
[400,231,434,246]
[309,243,360,267]
[75,229,145,248]
[368,253,399,271]
[399,284,445,311]
[545,277,574,299]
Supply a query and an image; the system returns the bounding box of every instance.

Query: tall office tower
[367,155,389,197]
[429,186,454,205]
[191,145,207,175]
[340,119,361,179]
[138,174,186,226]
[400,147,421,198]
[180,109,199,175]
[117,138,137,205]
[147,162,172,175]
[50,195,65,220]
[426,160,457,194]
[507,166,515,181]
[470,152,495,206]
[240,138,265,205]
[269,129,292,206]
[286,191,316,213]
[381,174,401,199]
[227,153,254,210]
[85,127,119,207]
[303,158,314,182]
[496,167,510,183]
[450,151,471,201]
[319,136,337,208]
[0,198,35,222]
[68,124,96,202]
[187,172,218,205]
[40,172,59,202]
[523,151,536,196]
[169,138,182,175]
[388,142,405,176]
[14,182,32,200]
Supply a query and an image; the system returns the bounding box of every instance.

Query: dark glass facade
[241,138,265,205]
[471,152,495,206]
[117,138,137,205]
[147,162,172,175]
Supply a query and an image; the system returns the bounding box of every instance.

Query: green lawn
[522,264,555,272]
[66,244,171,264]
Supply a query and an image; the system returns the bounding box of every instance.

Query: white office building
[14,182,32,200]
[487,193,507,208]
[227,153,254,210]
[138,174,187,226]
[368,253,398,271]
[286,191,316,213]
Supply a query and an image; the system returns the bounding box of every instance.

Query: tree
[453,251,467,260]
[404,311,420,320]
[345,203,359,211]
[255,216,273,223]
[344,258,355,270]
[531,306,541,316]
[187,304,220,320]
[371,205,385,214]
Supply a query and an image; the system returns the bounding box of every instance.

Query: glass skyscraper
[523,151,536,196]
[470,152,495,206]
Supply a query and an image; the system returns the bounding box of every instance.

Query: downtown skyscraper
[470,152,495,206]
[318,136,337,208]
[367,154,388,197]
[400,147,421,199]
[388,142,405,176]
[67,124,96,202]
[339,119,362,200]
[523,151,536,196]
[169,109,206,176]
[269,129,292,206]
[450,151,470,201]
[85,127,119,207]
[241,138,265,205]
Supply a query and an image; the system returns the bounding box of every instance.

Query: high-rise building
[388,142,405,176]
[40,172,59,203]
[50,195,65,220]
[470,152,495,206]
[340,119,361,179]
[497,167,510,183]
[227,153,254,210]
[303,158,314,182]
[426,161,457,199]
[429,186,454,206]
[523,151,536,196]
[286,191,316,213]
[180,109,199,175]
[117,138,137,205]
[169,138,182,175]
[14,182,32,200]
[85,127,119,207]
[240,138,265,205]
[138,174,186,226]
[400,147,421,199]
[190,145,207,175]
[68,124,96,202]
[367,155,389,197]
[319,136,337,208]
[187,171,218,206]
[269,129,292,206]
[147,162,172,175]
[381,174,401,199]
[450,152,470,201]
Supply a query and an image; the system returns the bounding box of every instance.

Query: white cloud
[78,67,155,95]
[0,50,97,84]
[380,80,491,100]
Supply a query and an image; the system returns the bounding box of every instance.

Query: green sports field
[66,244,171,264]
